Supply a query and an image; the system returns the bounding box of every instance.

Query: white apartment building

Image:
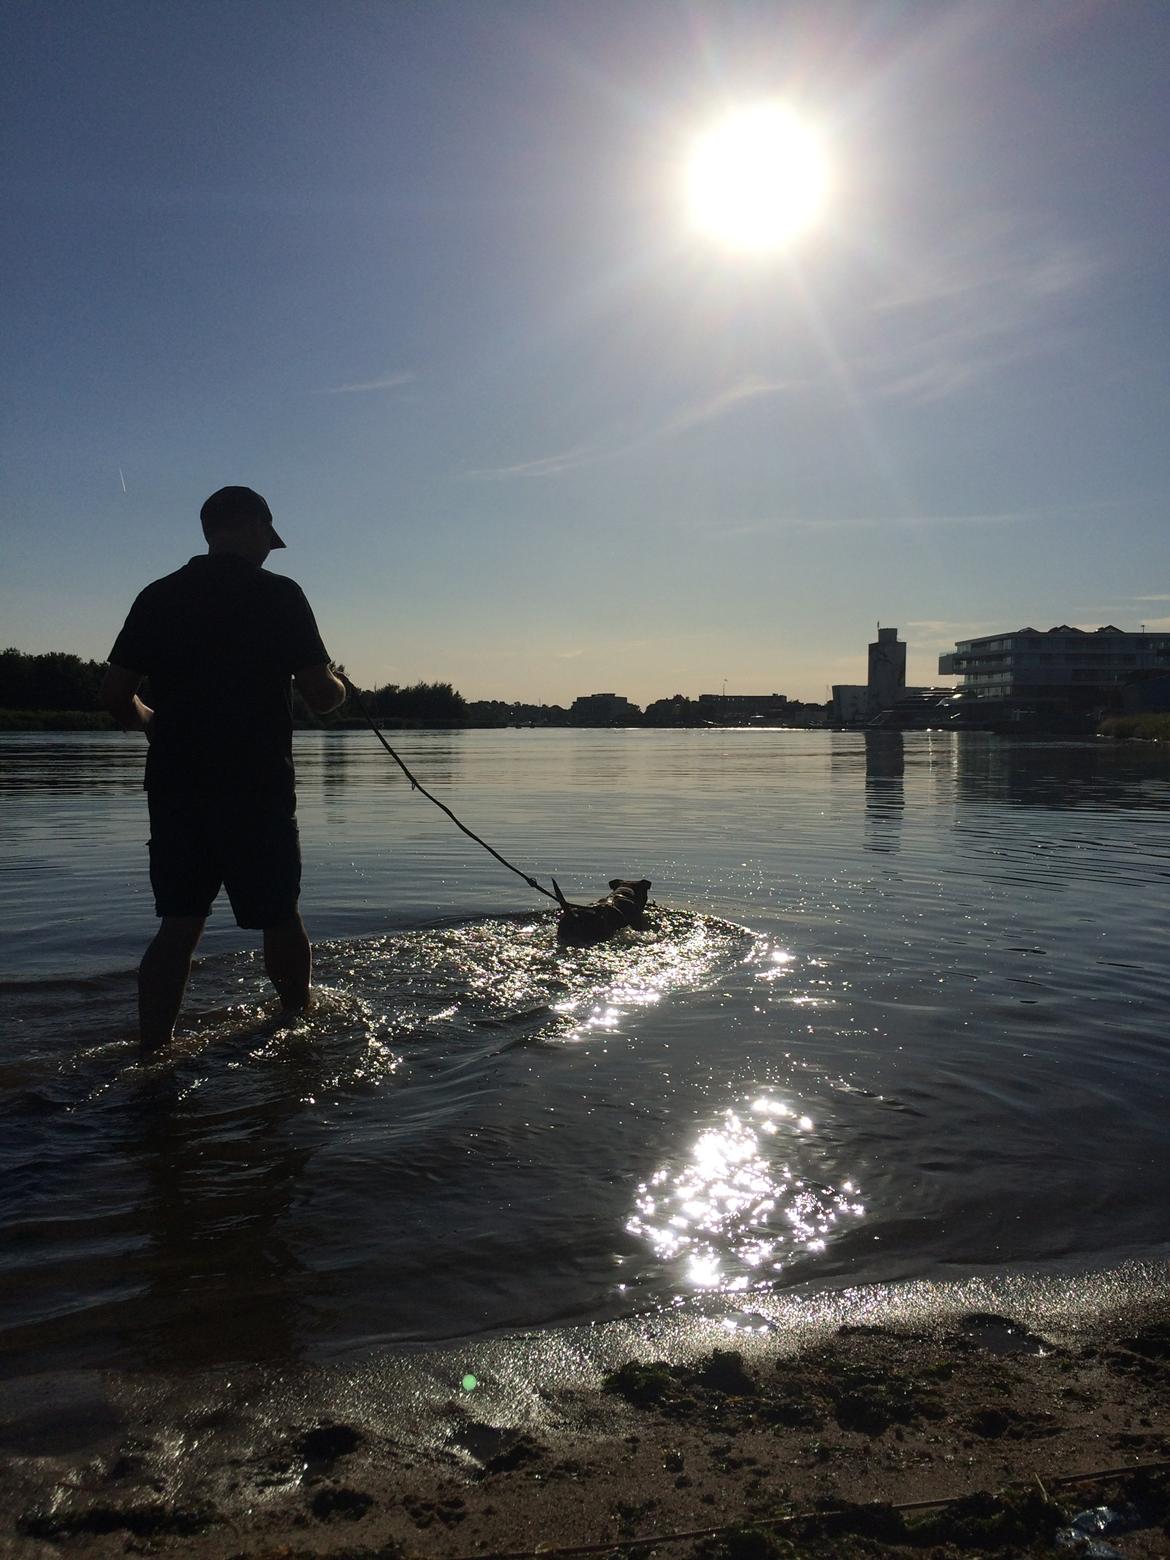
[939,625,1170,700]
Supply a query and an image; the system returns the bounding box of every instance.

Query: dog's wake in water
[49,905,751,1108]
[326,902,751,1058]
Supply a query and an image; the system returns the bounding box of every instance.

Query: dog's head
[608,877,652,910]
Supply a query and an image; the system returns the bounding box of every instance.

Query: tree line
[0,647,469,726]
[1,648,108,712]
[352,676,466,724]
[0,647,825,730]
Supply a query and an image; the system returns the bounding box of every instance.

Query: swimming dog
[556,878,652,946]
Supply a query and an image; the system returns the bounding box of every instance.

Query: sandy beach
[3,1267,1168,1558]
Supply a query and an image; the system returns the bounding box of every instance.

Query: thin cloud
[467,447,594,481]
[694,507,1042,537]
[905,617,1005,647]
[873,224,1097,317]
[323,371,415,395]
[911,613,1170,647]
[861,215,1101,403]
[465,376,796,481]
[651,377,796,440]
[871,345,1048,405]
[879,508,1039,530]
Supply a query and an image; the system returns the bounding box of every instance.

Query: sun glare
[686,103,829,253]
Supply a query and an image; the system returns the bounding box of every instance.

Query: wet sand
[2,1265,1169,1558]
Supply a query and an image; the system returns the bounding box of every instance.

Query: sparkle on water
[626,1088,864,1293]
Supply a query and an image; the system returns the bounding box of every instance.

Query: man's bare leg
[264,911,312,1013]
[139,914,206,1052]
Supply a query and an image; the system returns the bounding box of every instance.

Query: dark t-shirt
[109,554,329,796]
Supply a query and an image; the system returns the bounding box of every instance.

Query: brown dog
[556,878,652,947]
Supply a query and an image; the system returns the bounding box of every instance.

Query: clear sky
[4,0,1168,705]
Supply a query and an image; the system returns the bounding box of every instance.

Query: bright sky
[3,0,1169,705]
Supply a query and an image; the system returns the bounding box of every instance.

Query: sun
[685,103,829,252]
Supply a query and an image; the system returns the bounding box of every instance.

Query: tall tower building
[868,626,906,711]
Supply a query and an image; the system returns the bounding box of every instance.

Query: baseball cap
[200,486,286,548]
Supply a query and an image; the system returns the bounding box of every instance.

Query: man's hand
[295,661,347,715]
[100,664,155,734]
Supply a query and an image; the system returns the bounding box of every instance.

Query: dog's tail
[551,879,591,925]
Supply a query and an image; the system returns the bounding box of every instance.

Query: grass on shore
[1099,713,1170,741]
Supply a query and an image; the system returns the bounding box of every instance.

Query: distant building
[867,627,906,710]
[831,685,874,724]
[568,691,642,724]
[696,692,790,722]
[832,626,914,724]
[867,687,964,729]
[939,626,1170,703]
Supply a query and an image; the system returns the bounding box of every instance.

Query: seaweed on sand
[603,1343,947,1438]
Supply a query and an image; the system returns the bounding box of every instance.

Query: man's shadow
[118,1027,325,1372]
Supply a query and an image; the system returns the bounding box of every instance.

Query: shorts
[147,789,302,929]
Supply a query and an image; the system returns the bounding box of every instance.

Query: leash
[337,674,569,909]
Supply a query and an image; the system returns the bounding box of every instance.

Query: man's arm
[295,662,347,715]
[100,663,155,734]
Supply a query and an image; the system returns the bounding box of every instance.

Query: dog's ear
[636,879,651,892]
[608,878,624,891]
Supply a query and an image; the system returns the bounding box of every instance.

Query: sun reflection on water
[626,1093,864,1293]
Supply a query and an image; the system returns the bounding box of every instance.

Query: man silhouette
[101,486,345,1051]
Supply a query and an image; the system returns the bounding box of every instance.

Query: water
[2,728,1169,1381]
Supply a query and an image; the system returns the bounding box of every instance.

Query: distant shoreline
[3,711,1168,740]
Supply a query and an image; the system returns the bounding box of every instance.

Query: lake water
[2,728,1169,1381]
